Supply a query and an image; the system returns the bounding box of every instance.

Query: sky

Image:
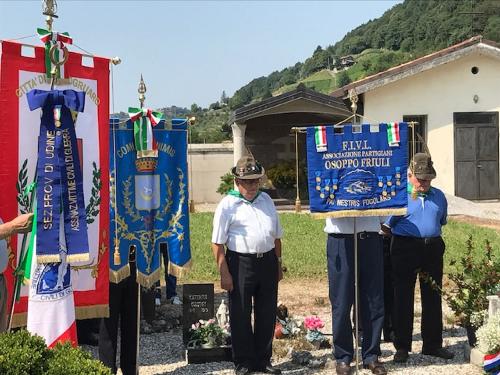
[0,0,401,112]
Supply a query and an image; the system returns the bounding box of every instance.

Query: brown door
[454,112,499,200]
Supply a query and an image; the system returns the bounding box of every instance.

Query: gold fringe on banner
[67,253,91,263]
[312,207,407,219]
[168,259,192,279]
[11,312,27,328]
[76,304,109,320]
[36,254,62,263]
[109,264,131,284]
[136,268,162,289]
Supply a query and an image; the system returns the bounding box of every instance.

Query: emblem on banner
[135,175,160,211]
[31,260,72,301]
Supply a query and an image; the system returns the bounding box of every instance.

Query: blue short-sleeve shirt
[385,187,447,238]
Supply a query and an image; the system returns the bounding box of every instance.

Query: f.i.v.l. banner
[109,119,191,288]
[0,40,110,326]
[306,123,408,217]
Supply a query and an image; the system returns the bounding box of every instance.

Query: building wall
[189,143,233,203]
[363,53,500,196]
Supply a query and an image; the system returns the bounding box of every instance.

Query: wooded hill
[228,0,500,109]
[117,0,500,143]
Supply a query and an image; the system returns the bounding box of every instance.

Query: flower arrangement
[188,319,229,348]
[476,313,500,354]
[303,315,327,347]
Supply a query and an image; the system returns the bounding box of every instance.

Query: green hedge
[0,330,111,375]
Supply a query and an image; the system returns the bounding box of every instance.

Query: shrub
[47,342,112,375]
[266,162,297,190]
[216,172,234,195]
[0,329,48,375]
[0,330,111,375]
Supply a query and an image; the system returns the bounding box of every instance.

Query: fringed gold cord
[11,312,27,328]
[109,264,131,284]
[312,207,407,219]
[168,259,193,279]
[75,304,109,319]
[36,254,61,263]
[136,268,162,289]
[67,253,90,263]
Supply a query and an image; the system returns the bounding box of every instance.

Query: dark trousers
[382,236,394,341]
[391,235,445,352]
[161,244,177,299]
[226,250,279,369]
[327,233,384,365]
[99,262,139,375]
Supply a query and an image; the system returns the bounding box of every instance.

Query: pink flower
[304,315,324,330]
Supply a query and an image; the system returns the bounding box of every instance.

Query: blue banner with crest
[306,123,408,217]
[109,118,191,287]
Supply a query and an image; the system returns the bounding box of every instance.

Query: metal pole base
[189,199,196,213]
[294,198,301,213]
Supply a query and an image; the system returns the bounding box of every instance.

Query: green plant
[46,342,112,375]
[216,172,234,195]
[445,236,500,327]
[0,329,48,375]
[188,319,229,347]
[267,162,297,190]
[0,330,111,375]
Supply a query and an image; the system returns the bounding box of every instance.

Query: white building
[331,36,500,200]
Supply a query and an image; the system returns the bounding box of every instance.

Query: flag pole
[348,89,360,375]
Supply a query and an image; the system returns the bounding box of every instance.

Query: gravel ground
[81,302,482,375]
[80,196,496,374]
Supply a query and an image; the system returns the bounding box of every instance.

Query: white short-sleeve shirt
[324,216,385,234]
[212,192,283,254]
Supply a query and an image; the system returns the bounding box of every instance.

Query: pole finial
[42,0,58,31]
[138,74,146,108]
[348,89,358,116]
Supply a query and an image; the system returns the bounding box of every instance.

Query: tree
[190,103,201,113]
[336,70,351,87]
[220,90,229,105]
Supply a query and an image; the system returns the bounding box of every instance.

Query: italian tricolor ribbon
[484,351,500,373]
[128,107,164,159]
[37,28,73,78]
[314,126,327,152]
[387,122,400,146]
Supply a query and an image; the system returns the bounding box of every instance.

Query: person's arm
[274,238,283,282]
[211,243,233,292]
[0,213,34,240]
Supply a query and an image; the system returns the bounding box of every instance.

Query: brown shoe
[363,360,387,375]
[335,361,351,375]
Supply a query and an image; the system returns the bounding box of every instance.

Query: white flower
[476,313,500,354]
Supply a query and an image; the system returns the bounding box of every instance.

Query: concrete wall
[188,143,233,204]
[363,53,500,196]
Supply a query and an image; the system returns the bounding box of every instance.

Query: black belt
[329,231,379,240]
[394,235,441,245]
[226,249,274,258]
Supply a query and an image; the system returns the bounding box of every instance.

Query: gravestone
[182,283,214,345]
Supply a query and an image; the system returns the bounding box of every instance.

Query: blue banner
[109,118,191,287]
[27,89,89,264]
[306,123,408,217]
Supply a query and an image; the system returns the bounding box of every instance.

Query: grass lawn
[184,212,500,282]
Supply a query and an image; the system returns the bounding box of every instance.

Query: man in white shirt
[212,156,283,375]
[325,216,387,375]
[0,213,34,332]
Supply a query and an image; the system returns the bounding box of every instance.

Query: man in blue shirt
[383,153,454,363]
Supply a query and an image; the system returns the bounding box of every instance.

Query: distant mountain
[229,0,500,108]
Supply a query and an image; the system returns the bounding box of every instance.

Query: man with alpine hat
[383,152,454,363]
[212,155,283,375]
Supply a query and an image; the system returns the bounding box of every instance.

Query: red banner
[0,40,110,325]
